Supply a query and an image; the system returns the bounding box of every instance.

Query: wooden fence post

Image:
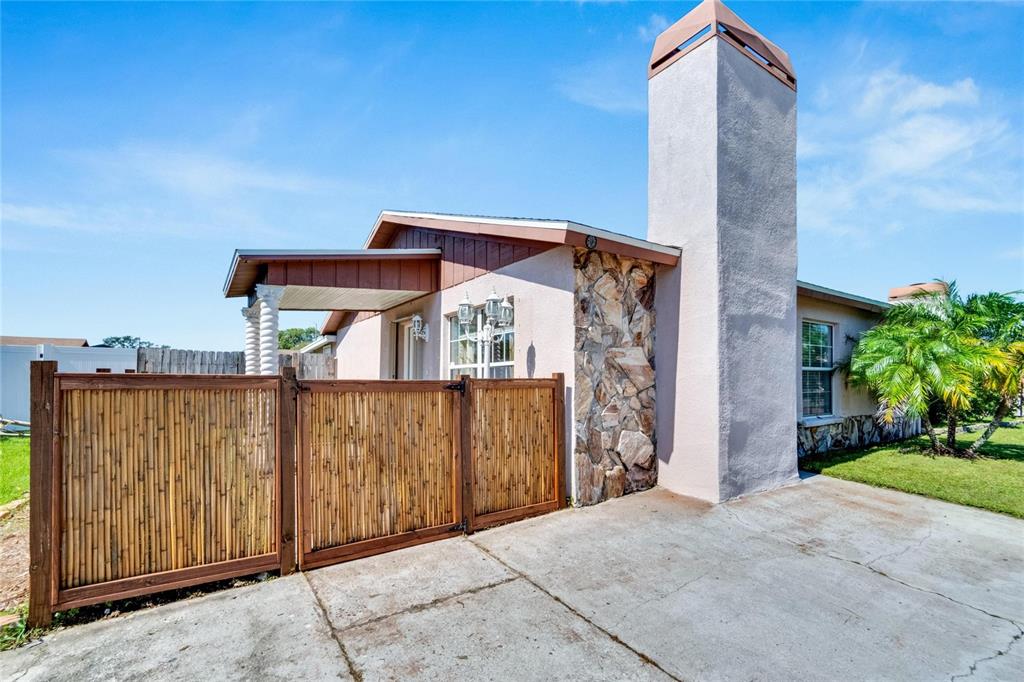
[278,366,298,576]
[552,373,567,509]
[459,375,476,533]
[28,360,57,627]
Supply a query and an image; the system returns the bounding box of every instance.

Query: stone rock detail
[797,415,922,457]
[573,248,657,505]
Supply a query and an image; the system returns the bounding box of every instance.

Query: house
[222,0,919,507]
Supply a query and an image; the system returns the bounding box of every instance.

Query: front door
[396,320,420,380]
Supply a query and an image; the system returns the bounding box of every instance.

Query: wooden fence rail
[29,364,564,625]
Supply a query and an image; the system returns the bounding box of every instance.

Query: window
[448,307,514,379]
[801,320,833,417]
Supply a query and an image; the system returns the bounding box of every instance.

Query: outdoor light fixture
[485,289,502,321]
[457,291,474,326]
[411,313,428,342]
[499,296,514,327]
[456,289,515,378]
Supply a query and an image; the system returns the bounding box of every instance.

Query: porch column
[255,284,285,375]
[242,305,260,375]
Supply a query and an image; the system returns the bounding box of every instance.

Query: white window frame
[446,307,514,379]
[801,319,835,418]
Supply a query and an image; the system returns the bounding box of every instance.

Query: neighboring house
[222,0,920,507]
[297,334,336,357]
[0,339,137,421]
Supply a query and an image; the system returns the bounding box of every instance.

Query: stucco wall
[649,37,799,503]
[332,246,577,498]
[335,315,386,379]
[573,249,657,505]
[795,294,921,455]
[795,295,880,420]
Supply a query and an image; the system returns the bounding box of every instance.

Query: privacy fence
[28,362,564,626]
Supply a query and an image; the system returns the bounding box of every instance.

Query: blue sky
[2,1,1022,350]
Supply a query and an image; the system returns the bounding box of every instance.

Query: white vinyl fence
[0,345,137,422]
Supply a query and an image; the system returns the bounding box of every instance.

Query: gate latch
[443,380,465,394]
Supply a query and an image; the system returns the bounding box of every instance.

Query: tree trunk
[946,409,958,450]
[921,413,943,453]
[963,396,1013,458]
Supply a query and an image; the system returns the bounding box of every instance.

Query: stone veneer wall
[798,415,921,458]
[573,249,657,506]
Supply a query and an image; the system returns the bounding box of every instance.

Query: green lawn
[802,424,1024,518]
[0,438,30,505]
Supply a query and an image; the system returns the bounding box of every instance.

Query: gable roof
[366,211,681,266]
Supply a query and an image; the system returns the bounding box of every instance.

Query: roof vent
[649,0,796,90]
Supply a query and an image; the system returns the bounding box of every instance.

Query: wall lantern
[484,289,502,321]
[411,313,429,342]
[499,296,514,327]
[458,292,474,326]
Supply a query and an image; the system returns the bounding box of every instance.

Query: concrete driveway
[3,475,1022,681]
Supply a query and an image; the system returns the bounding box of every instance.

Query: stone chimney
[649,0,799,502]
[888,281,949,304]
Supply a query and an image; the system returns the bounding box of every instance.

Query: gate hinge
[443,380,465,394]
[449,518,468,533]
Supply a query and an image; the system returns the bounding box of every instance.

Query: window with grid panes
[801,320,833,416]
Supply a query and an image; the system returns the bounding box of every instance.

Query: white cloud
[1,142,371,244]
[798,60,1022,243]
[637,14,670,42]
[556,57,646,114]
[67,144,344,198]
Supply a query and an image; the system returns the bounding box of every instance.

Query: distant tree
[102,336,165,348]
[278,327,319,350]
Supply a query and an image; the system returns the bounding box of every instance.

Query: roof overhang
[797,280,889,315]
[223,249,441,301]
[365,211,681,266]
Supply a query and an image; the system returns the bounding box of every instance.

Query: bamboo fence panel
[58,385,277,590]
[306,387,457,551]
[471,384,556,517]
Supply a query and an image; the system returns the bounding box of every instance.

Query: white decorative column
[242,305,260,375]
[255,284,285,376]
[648,0,799,502]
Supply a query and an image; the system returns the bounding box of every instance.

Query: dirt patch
[0,502,29,612]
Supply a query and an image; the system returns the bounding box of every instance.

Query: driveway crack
[469,540,684,682]
[332,575,519,633]
[949,628,1023,681]
[302,572,364,682]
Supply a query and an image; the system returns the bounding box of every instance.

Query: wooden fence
[138,348,335,379]
[137,348,245,374]
[29,364,563,625]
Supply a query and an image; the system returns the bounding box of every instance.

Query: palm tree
[848,283,995,457]
[961,292,1024,457]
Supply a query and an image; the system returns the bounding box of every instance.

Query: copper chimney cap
[649,0,796,90]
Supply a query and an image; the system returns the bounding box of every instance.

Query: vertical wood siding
[389,227,552,290]
[58,384,277,591]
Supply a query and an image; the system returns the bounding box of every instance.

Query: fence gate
[296,380,464,569]
[296,374,565,569]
